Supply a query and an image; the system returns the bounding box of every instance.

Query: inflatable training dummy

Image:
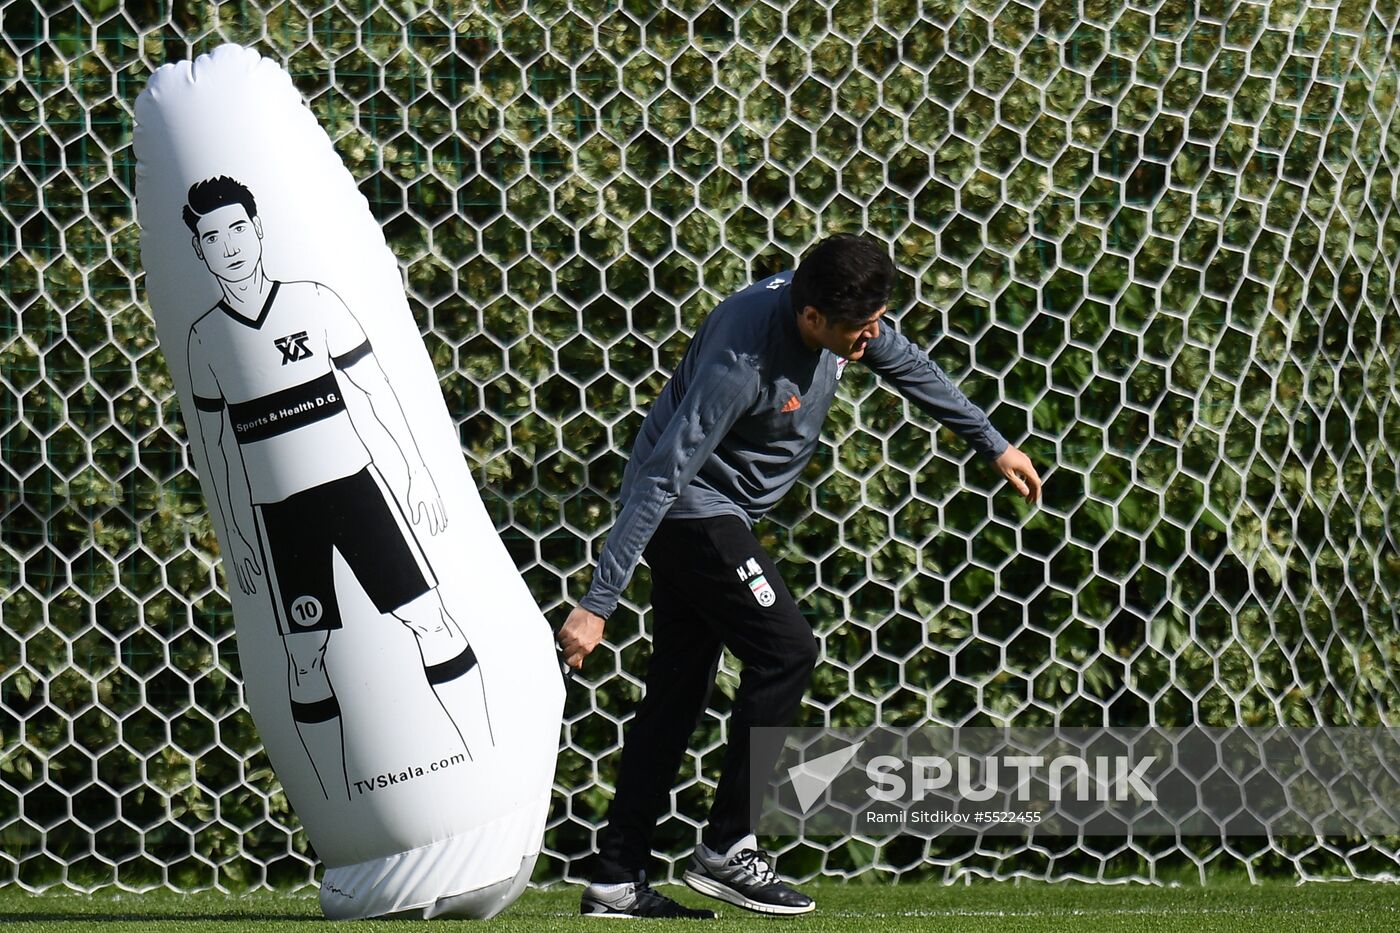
[134,44,563,919]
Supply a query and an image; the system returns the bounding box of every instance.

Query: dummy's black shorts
[255,466,434,635]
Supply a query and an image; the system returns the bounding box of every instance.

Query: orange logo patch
[781,395,801,413]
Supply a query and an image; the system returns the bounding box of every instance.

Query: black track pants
[592,515,819,882]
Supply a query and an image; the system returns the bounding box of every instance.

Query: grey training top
[579,271,1009,618]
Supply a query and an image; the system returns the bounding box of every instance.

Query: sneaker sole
[581,898,714,920]
[682,869,815,915]
[580,896,640,919]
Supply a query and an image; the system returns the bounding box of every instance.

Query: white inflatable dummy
[133,44,564,919]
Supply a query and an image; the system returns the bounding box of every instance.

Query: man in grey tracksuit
[558,234,1042,918]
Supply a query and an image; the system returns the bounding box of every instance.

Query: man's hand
[407,466,447,535]
[995,444,1043,504]
[557,606,606,671]
[230,534,263,595]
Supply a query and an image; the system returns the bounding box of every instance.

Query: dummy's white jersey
[187,280,373,504]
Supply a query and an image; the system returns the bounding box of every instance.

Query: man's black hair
[183,176,258,235]
[789,233,895,326]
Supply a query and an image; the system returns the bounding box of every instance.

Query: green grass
[1,879,1397,932]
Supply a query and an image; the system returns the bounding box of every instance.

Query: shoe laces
[631,880,673,910]
[729,848,780,887]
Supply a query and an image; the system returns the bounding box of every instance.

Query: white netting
[1,0,1398,891]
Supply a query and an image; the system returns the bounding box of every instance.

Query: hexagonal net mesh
[2,0,1399,893]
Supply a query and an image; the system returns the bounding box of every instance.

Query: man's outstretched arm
[861,322,1042,503]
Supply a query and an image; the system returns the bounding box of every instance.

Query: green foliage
[1,0,1398,892]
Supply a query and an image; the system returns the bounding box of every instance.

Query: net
[1,0,1398,891]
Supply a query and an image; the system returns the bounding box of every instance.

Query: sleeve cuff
[578,592,615,620]
[978,428,1010,460]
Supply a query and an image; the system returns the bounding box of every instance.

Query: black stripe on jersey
[193,394,224,412]
[227,371,347,444]
[217,281,281,330]
[332,340,372,370]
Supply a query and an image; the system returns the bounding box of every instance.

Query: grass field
[2,879,1396,932]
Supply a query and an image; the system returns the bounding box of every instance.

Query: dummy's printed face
[192,204,263,282]
[818,305,887,360]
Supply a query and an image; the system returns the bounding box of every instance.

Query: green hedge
[1,0,1398,890]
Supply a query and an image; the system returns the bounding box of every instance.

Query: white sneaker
[683,835,815,915]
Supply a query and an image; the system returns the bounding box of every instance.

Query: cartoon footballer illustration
[182,175,492,799]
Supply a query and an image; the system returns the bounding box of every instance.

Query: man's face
[810,305,887,360]
[191,204,262,282]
